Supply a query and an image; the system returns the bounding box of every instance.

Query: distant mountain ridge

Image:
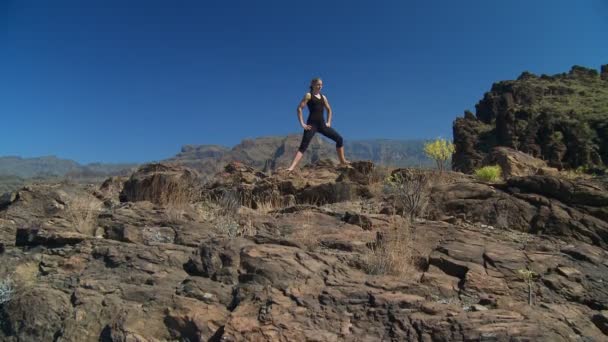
[0,156,137,179]
[0,136,432,184]
[167,135,433,175]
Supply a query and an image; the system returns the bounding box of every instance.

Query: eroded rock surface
[0,161,606,341]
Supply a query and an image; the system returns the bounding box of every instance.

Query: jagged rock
[0,191,17,210]
[506,175,608,208]
[15,226,89,248]
[208,159,373,209]
[164,296,228,341]
[1,287,71,341]
[482,146,555,178]
[427,181,537,231]
[593,311,608,335]
[336,160,376,185]
[343,212,373,230]
[452,116,493,173]
[1,160,607,340]
[453,64,608,173]
[297,181,359,205]
[105,224,175,245]
[184,238,253,284]
[427,173,608,247]
[119,163,200,205]
[176,277,233,306]
[95,176,126,205]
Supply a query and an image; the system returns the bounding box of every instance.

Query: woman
[286,78,349,171]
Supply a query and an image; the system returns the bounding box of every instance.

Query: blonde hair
[309,77,322,93]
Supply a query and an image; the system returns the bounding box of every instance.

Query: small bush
[517,269,538,305]
[474,165,502,182]
[384,169,431,222]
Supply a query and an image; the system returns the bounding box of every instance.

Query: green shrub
[474,165,502,182]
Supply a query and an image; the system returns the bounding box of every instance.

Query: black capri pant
[298,120,344,153]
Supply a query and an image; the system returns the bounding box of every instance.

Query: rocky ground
[0,151,607,341]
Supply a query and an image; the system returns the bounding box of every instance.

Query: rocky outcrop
[207,160,374,209]
[119,163,200,205]
[453,64,608,173]
[0,160,607,340]
[482,146,557,178]
[427,173,608,248]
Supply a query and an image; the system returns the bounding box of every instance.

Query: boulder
[0,191,17,210]
[120,163,200,205]
[95,176,126,205]
[482,146,556,178]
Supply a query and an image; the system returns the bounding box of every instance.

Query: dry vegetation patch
[361,223,413,276]
[65,195,103,235]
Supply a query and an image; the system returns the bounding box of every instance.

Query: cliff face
[453,64,608,173]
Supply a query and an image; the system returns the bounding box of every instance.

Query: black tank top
[306,93,325,123]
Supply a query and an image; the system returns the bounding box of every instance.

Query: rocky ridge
[0,154,607,341]
[453,64,608,173]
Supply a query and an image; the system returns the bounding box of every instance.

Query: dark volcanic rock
[119,163,200,205]
[1,160,608,341]
[95,176,126,206]
[428,173,608,248]
[482,146,557,178]
[453,64,608,173]
[343,212,373,230]
[452,114,495,173]
[15,226,88,248]
[0,192,17,211]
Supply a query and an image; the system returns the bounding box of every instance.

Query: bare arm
[323,95,333,126]
[297,93,312,129]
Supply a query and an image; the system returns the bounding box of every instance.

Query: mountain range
[0,137,432,190]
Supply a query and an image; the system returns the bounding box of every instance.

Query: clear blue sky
[1,0,607,163]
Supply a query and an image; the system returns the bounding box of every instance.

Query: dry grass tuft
[253,193,285,214]
[361,219,413,276]
[65,195,102,235]
[290,209,319,250]
[164,203,189,224]
[160,181,199,223]
[368,165,391,184]
[204,189,257,238]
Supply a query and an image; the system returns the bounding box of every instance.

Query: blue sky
[1,0,607,163]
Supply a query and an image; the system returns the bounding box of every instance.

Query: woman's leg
[287,151,304,171]
[287,126,317,171]
[318,125,349,165]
